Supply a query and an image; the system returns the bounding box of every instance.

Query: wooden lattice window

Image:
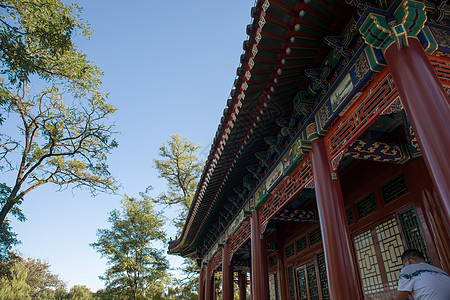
[286,243,295,258]
[296,236,307,253]
[270,254,277,267]
[399,208,430,262]
[297,267,308,300]
[353,229,384,295]
[374,218,405,290]
[352,212,429,297]
[288,266,296,300]
[381,174,408,204]
[269,272,280,300]
[309,227,322,245]
[306,263,319,300]
[317,252,329,300]
[295,255,328,300]
[356,193,377,219]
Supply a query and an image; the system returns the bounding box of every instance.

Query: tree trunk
[0,186,21,226]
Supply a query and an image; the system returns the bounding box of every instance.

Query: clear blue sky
[9,0,255,292]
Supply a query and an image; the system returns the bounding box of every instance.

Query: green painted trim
[364,46,386,72]
[314,113,327,136]
[360,13,393,51]
[394,0,427,37]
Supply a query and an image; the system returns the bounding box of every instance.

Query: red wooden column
[384,37,450,222]
[199,266,206,300]
[222,242,233,300]
[310,138,364,300]
[238,271,247,299]
[250,209,270,300]
[205,261,214,300]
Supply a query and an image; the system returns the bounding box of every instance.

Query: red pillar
[310,138,364,300]
[238,271,247,300]
[199,266,206,300]
[222,242,233,300]
[384,37,450,222]
[205,261,214,300]
[250,209,269,300]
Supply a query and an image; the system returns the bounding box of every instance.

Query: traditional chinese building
[168,0,450,299]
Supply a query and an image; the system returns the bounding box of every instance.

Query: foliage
[0,252,73,299]
[163,278,197,300]
[0,258,31,299]
[153,134,203,231]
[22,256,66,298]
[0,0,98,92]
[154,134,203,297]
[67,285,94,300]
[0,183,24,261]
[0,0,118,253]
[0,84,118,223]
[91,193,170,300]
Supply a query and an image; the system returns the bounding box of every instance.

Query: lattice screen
[317,252,330,300]
[399,208,430,262]
[307,263,319,300]
[353,230,384,295]
[269,273,280,300]
[375,218,405,290]
[229,221,250,258]
[288,266,296,300]
[356,193,377,219]
[260,157,313,228]
[297,268,308,300]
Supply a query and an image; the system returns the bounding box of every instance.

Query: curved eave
[168,0,354,257]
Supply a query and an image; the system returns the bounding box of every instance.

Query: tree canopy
[0,0,99,91]
[153,134,203,231]
[0,252,80,299]
[0,0,118,258]
[91,193,170,300]
[154,135,204,297]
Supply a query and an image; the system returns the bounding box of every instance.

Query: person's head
[401,249,426,266]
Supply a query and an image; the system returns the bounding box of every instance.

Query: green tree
[0,259,31,299]
[0,0,118,255]
[91,193,170,300]
[153,134,203,231]
[0,0,98,95]
[0,252,67,299]
[67,285,93,300]
[0,183,24,259]
[154,134,203,297]
[163,278,197,300]
[23,256,66,298]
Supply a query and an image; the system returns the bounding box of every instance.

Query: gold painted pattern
[260,157,313,230]
[353,54,371,85]
[429,26,450,48]
[211,249,223,272]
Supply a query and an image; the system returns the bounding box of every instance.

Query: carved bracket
[360,0,427,52]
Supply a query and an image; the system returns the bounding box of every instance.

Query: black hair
[401,249,425,261]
